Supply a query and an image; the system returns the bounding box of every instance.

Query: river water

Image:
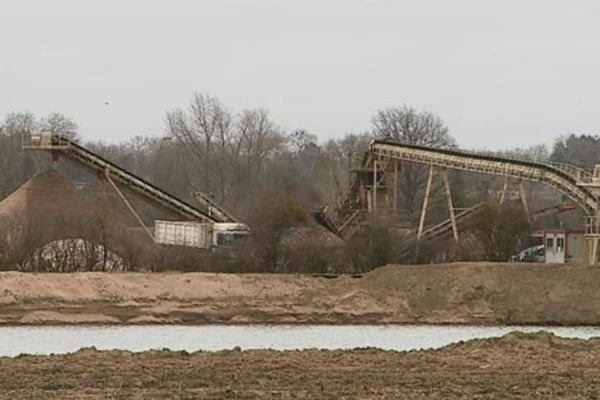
[1,325,600,356]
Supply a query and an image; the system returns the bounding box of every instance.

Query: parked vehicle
[511,245,545,263]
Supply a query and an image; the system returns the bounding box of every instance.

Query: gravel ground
[1,332,600,399]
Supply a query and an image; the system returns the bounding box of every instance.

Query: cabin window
[546,237,554,253]
[556,237,565,253]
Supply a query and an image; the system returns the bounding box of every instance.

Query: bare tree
[371,106,456,221]
[289,129,317,154]
[495,144,549,162]
[551,134,600,168]
[165,93,286,210]
[166,92,235,203]
[0,112,81,199]
[372,106,455,147]
[40,113,79,141]
[234,109,285,179]
[0,113,38,197]
[320,133,372,207]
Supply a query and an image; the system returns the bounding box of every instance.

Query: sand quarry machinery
[22,132,250,250]
[22,132,600,263]
[317,139,600,264]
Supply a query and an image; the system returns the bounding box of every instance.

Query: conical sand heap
[0,169,85,219]
[0,169,156,268]
[0,169,91,244]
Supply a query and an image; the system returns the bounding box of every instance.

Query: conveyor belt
[371,140,597,215]
[23,134,219,223]
[419,203,484,241]
[419,201,575,244]
[193,192,236,223]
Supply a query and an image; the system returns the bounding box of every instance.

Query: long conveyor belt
[371,140,598,215]
[416,202,575,245]
[23,133,220,223]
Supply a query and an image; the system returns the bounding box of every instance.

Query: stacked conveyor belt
[24,134,219,223]
[371,140,598,215]
[396,203,484,260]
[417,201,575,244]
[193,192,237,223]
[398,201,578,261]
[312,207,342,238]
[420,203,485,241]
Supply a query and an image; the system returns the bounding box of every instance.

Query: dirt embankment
[0,332,598,399]
[1,262,600,325]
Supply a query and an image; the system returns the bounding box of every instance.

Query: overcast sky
[1,0,599,149]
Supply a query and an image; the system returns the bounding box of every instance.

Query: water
[1,325,599,357]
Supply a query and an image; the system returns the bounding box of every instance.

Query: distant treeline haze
[0,92,598,272]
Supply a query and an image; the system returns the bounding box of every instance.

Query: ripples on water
[0,325,599,356]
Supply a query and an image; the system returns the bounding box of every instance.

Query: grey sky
[1,0,599,149]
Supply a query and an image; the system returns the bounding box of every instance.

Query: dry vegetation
[1,100,590,273]
[0,167,536,274]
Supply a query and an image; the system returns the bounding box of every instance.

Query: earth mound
[0,169,86,220]
[0,169,156,268]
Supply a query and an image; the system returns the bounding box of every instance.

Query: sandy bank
[0,262,599,325]
[0,332,597,399]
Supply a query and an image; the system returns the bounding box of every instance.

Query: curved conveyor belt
[371,140,598,216]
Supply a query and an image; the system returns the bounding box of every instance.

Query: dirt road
[1,262,600,325]
[0,332,598,399]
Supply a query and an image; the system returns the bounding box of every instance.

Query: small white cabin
[543,230,585,264]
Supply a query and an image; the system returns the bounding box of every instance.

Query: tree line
[0,92,598,272]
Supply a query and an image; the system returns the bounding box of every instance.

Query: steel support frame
[417,166,459,244]
[369,158,394,215]
[585,216,600,264]
[24,133,218,223]
[371,142,597,215]
[104,168,155,242]
[498,178,532,226]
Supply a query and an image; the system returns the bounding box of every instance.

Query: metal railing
[193,192,237,223]
[371,140,598,215]
[372,139,596,185]
[22,132,71,150]
[544,161,594,183]
[586,216,600,236]
[420,203,484,240]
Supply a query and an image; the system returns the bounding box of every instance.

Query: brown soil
[0,332,598,399]
[0,169,83,218]
[0,169,137,226]
[2,170,600,326]
[0,169,90,246]
[1,262,600,325]
[0,169,155,263]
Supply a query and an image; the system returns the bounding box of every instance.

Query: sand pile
[0,169,93,247]
[0,262,599,326]
[0,169,86,220]
[0,169,156,267]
